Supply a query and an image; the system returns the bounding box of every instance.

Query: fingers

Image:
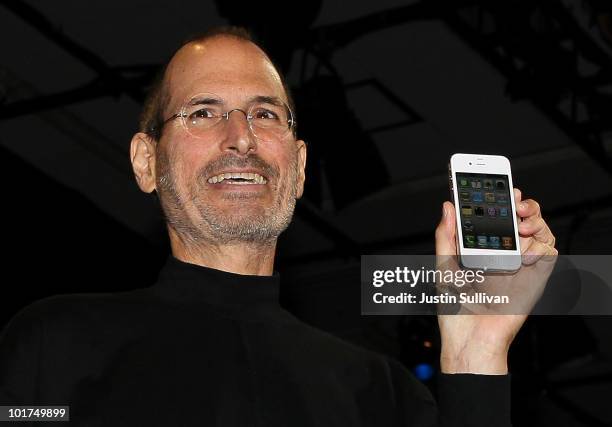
[435,201,457,256]
[515,195,556,248]
[517,198,541,219]
[521,238,559,265]
[513,188,522,206]
[518,216,556,246]
[512,189,557,263]
[513,188,524,225]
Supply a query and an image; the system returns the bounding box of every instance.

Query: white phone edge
[449,153,522,273]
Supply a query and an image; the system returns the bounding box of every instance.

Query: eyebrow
[189,97,223,106]
[188,95,285,107]
[247,95,284,106]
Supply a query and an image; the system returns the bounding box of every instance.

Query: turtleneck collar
[150,255,284,319]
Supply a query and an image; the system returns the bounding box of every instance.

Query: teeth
[207,172,267,184]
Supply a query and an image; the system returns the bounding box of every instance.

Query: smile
[207,172,267,185]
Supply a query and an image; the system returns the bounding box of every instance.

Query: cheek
[268,143,295,176]
[171,138,216,184]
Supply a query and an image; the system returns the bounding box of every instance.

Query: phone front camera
[469,162,472,165]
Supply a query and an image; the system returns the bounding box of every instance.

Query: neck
[168,227,277,276]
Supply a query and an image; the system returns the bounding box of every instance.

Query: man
[0,26,557,426]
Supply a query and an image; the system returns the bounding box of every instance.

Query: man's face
[152,36,306,245]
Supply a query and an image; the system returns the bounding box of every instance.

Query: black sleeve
[0,304,43,404]
[387,357,512,427]
[436,373,511,427]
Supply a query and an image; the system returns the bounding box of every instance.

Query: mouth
[207,171,268,185]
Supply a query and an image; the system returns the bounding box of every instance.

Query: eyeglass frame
[151,93,297,141]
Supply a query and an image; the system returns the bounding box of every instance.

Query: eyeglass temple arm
[149,113,183,133]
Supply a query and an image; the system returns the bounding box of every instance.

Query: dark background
[1,0,612,425]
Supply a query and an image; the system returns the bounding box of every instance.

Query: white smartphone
[449,153,521,272]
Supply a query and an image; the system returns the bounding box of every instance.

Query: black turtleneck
[0,256,510,426]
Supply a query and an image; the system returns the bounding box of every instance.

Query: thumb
[435,201,457,256]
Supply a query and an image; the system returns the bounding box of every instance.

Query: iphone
[449,153,521,272]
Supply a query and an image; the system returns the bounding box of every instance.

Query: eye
[252,108,280,120]
[189,108,216,120]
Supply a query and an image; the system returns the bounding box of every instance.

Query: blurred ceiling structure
[2,2,612,425]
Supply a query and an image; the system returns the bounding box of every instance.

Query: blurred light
[413,363,434,381]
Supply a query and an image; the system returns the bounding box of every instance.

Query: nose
[219,108,257,155]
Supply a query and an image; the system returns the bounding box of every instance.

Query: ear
[295,139,307,199]
[130,132,157,193]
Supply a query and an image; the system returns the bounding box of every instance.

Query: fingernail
[442,204,448,217]
[519,203,526,210]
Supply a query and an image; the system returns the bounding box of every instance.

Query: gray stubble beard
[155,145,299,249]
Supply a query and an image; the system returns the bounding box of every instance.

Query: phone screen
[455,172,517,250]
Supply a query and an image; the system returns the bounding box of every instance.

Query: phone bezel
[449,153,521,272]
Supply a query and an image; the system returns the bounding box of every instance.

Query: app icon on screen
[487,207,497,217]
[460,178,469,187]
[460,191,470,202]
[471,180,482,189]
[499,207,508,217]
[465,235,476,247]
[472,192,483,203]
[474,206,485,217]
[463,220,474,232]
[485,192,496,203]
[502,237,513,249]
[483,179,493,190]
[489,236,501,248]
[461,206,473,216]
[477,235,488,248]
[497,194,508,204]
[496,180,506,190]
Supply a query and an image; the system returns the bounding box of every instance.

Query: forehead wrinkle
[176,71,284,103]
[164,38,286,114]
